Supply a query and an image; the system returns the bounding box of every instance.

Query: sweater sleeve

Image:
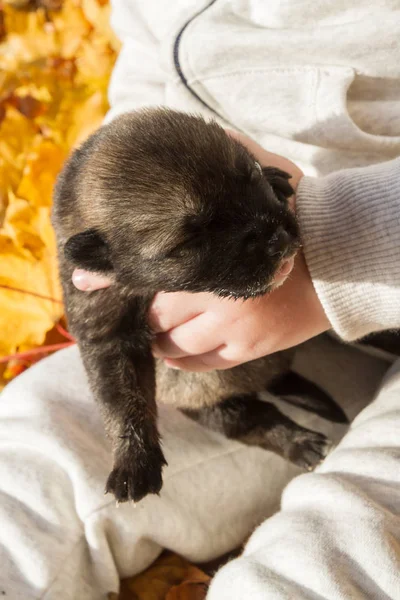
[208,359,400,600]
[296,158,400,341]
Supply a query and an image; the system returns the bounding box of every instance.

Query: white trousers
[0,335,396,599]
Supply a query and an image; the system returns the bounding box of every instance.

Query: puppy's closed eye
[165,214,209,259]
[167,235,202,259]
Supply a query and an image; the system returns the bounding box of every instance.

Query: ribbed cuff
[296,158,400,341]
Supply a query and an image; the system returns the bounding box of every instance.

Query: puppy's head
[54,108,299,298]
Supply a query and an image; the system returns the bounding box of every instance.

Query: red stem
[55,321,76,342]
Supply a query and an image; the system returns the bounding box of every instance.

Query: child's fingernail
[165,360,180,370]
[72,269,90,290]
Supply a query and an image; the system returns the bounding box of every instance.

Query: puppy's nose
[268,227,291,258]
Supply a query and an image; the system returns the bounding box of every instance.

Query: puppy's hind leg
[267,371,349,424]
[181,394,331,470]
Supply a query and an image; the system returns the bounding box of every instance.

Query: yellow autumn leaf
[0,187,62,356]
[51,0,92,59]
[0,251,62,356]
[17,139,66,207]
[81,0,121,52]
[68,90,108,148]
[2,192,45,258]
[0,107,39,205]
[14,84,53,104]
[0,190,62,355]
[0,7,58,70]
[75,37,116,91]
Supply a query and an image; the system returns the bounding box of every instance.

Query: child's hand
[148,251,329,371]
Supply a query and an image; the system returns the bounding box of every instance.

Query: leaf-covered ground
[0,0,119,382]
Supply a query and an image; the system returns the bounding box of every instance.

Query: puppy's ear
[262,167,294,203]
[64,229,113,272]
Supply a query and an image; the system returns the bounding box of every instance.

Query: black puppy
[52,108,347,503]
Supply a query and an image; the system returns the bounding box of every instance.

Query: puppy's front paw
[262,166,294,203]
[105,444,167,503]
[289,430,332,471]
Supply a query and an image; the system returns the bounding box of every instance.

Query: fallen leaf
[17,139,66,207]
[51,0,92,59]
[119,553,190,600]
[117,553,210,600]
[0,7,58,70]
[81,0,121,52]
[75,36,116,91]
[167,582,209,600]
[166,566,210,600]
[67,89,108,148]
[0,253,62,356]
[0,106,39,213]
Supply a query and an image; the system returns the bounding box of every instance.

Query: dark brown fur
[52,108,347,503]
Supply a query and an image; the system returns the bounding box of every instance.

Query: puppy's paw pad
[105,445,167,503]
[289,431,332,471]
